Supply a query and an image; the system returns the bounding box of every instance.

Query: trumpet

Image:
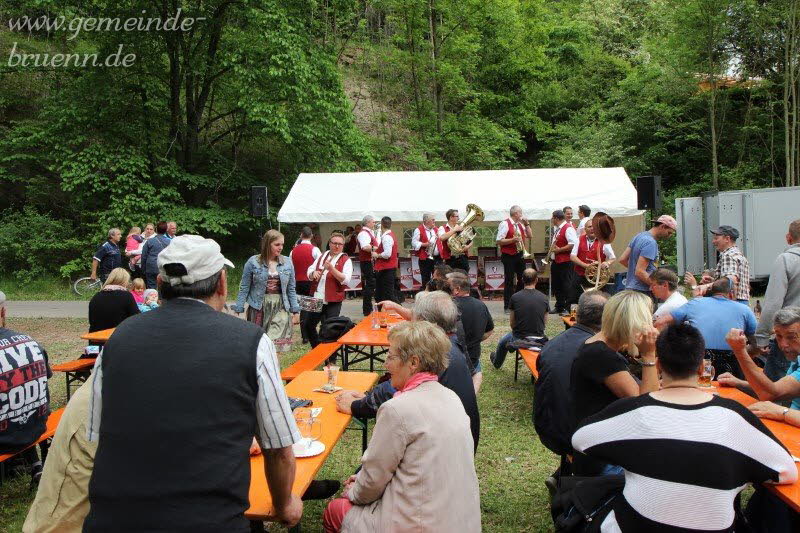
[514,223,531,259]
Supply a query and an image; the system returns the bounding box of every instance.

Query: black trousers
[305,301,342,348]
[296,280,312,342]
[360,261,375,316]
[446,255,469,274]
[551,261,575,312]
[375,268,396,304]
[501,252,525,309]
[419,257,441,289]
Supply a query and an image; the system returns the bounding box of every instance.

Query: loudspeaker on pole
[250,186,268,217]
[636,175,662,211]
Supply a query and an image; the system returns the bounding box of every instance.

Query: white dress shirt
[357,228,376,252]
[289,239,321,261]
[307,252,353,303]
[496,219,530,242]
[577,217,588,235]
[552,221,578,247]
[376,232,394,259]
[412,226,439,257]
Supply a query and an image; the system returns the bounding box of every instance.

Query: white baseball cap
[157,235,234,286]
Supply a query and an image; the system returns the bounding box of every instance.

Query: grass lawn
[1,315,562,532]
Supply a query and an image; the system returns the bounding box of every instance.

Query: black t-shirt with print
[0,327,51,453]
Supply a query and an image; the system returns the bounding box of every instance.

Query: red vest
[574,235,607,276]
[291,242,315,282]
[374,230,399,271]
[357,229,378,262]
[554,223,572,264]
[415,224,443,260]
[314,252,349,303]
[439,225,453,260]
[500,218,526,256]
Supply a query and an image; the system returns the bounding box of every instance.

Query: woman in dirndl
[232,229,300,353]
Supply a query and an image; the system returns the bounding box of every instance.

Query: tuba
[448,204,484,256]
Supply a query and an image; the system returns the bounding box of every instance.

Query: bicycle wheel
[73,277,102,297]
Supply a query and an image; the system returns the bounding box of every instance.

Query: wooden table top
[80,328,115,342]
[337,312,405,347]
[713,383,800,513]
[245,370,379,520]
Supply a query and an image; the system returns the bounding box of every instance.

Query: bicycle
[72,276,103,297]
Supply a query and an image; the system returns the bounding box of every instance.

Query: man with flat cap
[684,225,751,305]
[85,235,303,531]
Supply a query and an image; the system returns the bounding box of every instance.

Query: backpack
[318,316,355,342]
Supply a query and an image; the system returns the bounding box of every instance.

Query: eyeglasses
[330,241,344,246]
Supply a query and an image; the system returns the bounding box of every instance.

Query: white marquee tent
[278,168,645,258]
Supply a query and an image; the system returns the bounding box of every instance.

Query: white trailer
[676,186,800,283]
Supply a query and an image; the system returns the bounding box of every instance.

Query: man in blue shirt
[90,228,122,283]
[618,215,677,295]
[656,278,757,378]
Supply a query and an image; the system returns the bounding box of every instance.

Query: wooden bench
[515,348,540,382]
[281,343,341,382]
[52,358,96,400]
[0,407,65,483]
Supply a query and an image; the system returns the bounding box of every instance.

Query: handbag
[551,474,623,532]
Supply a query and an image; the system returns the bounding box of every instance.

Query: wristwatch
[640,359,657,367]
[782,407,790,420]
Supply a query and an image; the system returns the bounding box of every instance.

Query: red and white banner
[411,256,422,288]
[484,257,504,291]
[346,258,362,291]
[469,259,478,288]
[399,257,415,291]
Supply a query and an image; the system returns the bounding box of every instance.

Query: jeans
[492,331,519,369]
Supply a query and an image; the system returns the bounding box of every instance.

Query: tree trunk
[428,0,442,134]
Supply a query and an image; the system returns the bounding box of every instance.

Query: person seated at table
[535,290,608,457]
[572,323,797,532]
[337,291,480,450]
[323,321,481,533]
[650,267,687,320]
[87,268,139,335]
[130,277,145,305]
[433,262,453,281]
[570,290,659,476]
[0,290,51,484]
[491,268,549,370]
[719,307,800,423]
[449,272,493,393]
[655,278,757,378]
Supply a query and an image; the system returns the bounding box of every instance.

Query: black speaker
[636,175,662,211]
[250,186,268,217]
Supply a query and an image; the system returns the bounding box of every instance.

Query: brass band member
[290,226,322,344]
[412,213,443,288]
[357,215,379,316]
[439,209,470,273]
[571,217,615,292]
[496,205,531,312]
[576,205,591,236]
[563,206,574,228]
[549,209,578,314]
[373,216,399,304]
[305,231,353,347]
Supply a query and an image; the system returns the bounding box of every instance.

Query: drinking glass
[699,359,715,387]
[325,365,340,388]
[379,313,388,328]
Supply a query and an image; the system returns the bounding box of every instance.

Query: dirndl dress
[246,273,293,353]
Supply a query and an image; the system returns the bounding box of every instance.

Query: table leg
[514,351,520,381]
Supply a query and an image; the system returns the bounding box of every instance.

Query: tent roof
[277,168,644,223]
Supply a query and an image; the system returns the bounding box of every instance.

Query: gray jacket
[232,255,300,314]
[756,244,800,347]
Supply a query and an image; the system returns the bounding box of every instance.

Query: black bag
[551,474,623,532]
[318,316,355,343]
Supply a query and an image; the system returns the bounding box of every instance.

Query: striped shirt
[715,245,751,301]
[88,333,300,449]
[572,394,796,532]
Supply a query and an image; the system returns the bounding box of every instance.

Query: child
[130,278,145,304]
[138,289,160,312]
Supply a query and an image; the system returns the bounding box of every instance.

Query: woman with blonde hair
[323,321,481,532]
[232,229,300,352]
[88,267,139,335]
[570,290,659,475]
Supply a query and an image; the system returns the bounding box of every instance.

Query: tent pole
[547,224,553,308]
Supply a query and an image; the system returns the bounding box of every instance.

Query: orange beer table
[80,328,115,343]
[245,370,379,521]
[713,384,800,513]
[337,312,404,371]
